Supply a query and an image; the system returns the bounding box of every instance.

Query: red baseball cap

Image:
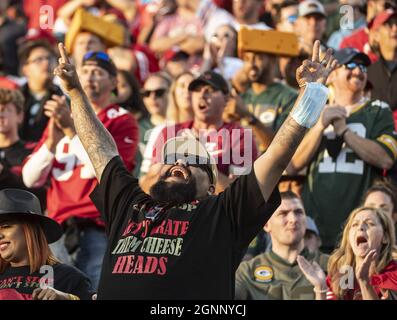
[0,77,20,90]
[162,48,189,64]
[23,28,57,45]
[370,9,397,31]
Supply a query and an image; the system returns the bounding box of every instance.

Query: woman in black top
[0,189,93,300]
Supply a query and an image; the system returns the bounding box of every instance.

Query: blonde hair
[166,71,194,123]
[0,221,60,274]
[328,206,397,299]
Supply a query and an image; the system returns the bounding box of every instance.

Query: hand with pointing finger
[53,43,82,93]
[296,40,338,88]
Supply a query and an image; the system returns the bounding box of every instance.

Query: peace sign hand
[296,40,338,88]
[53,43,82,93]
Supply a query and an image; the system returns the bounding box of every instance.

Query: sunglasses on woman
[141,88,167,98]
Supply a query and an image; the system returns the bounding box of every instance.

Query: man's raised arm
[254,41,338,201]
[54,43,118,182]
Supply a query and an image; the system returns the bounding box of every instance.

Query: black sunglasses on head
[141,88,167,98]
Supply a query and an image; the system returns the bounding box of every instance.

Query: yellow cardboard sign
[65,8,124,53]
[238,27,299,58]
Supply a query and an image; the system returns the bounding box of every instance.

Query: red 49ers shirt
[22,104,138,225]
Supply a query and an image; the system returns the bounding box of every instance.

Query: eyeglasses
[83,51,111,62]
[26,55,55,65]
[344,62,367,73]
[141,88,167,98]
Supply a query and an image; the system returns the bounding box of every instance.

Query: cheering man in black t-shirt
[53,41,338,299]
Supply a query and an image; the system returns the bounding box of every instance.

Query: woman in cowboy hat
[0,189,93,300]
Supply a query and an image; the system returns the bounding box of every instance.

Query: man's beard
[248,66,271,83]
[149,170,198,206]
[83,85,102,101]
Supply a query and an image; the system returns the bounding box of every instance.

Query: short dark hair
[117,69,149,117]
[280,190,300,201]
[0,88,25,113]
[364,179,397,212]
[274,0,299,24]
[18,40,56,67]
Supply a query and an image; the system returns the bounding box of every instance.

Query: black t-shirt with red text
[0,263,93,300]
[90,156,281,300]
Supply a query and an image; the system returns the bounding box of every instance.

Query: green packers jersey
[302,100,397,250]
[241,82,298,131]
[235,249,329,300]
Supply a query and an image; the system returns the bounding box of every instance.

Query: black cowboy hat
[0,189,63,243]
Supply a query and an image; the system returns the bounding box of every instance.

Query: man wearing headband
[54,41,337,299]
[22,51,139,290]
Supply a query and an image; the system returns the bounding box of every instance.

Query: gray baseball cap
[299,0,327,18]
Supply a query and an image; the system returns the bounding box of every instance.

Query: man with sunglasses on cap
[290,48,397,253]
[54,40,337,299]
[141,70,258,194]
[22,51,139,291]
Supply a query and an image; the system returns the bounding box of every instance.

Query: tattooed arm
[253,41,337,201]
[253,95,306,201]
[54,43,118,181]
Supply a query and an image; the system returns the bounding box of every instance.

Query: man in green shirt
[232,31,298,153]
[290,48,397,252]
[235,191,328,300]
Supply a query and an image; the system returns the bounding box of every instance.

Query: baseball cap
[370,9,397,31]
[82,51,117,77]
[188,71,229,95]
[333,48,371,66]
[299,0,326,18]
[306,216,320,236]
[161,136,218,185]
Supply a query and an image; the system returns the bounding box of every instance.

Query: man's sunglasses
[83,51,111,62]
[287,14,297,24]
[344,62,367,73]
[164,153,214,184]
[141,88,167,98]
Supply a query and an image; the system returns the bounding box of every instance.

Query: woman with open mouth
[297,206,397,300]
[0,189,93,300]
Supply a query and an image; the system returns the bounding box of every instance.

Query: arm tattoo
[271,116,307,168]
[69,89,118,181]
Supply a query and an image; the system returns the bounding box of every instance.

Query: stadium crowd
[0,0,397,300]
